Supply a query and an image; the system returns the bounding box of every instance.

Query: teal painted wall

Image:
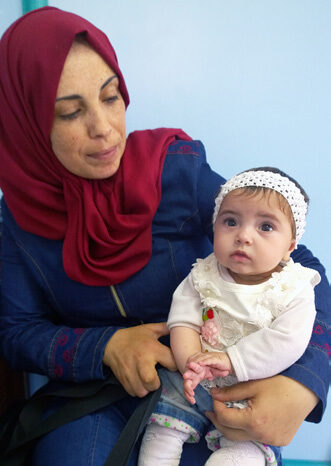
[22,0,48,15]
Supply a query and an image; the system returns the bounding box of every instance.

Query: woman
[0,7,329,465]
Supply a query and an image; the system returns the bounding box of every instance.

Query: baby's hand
[183,360,213,404]
[183,352,233,404]
[192,351,233,376]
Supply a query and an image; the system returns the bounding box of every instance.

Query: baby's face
[213,189,295,285]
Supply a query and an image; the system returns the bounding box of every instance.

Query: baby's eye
[224,218,237,227]
[260,223,273,232]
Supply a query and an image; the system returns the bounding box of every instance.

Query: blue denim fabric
[154,369,282,462]
[155,369,214,436]
[0,139,329,465]
[31,398,141,466]
[0,141,223,384]
[29,393,217,465]
[29,394,281,466]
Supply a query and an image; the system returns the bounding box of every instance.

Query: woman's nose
[88,108,111,139]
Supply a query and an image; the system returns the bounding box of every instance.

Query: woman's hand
[103,323,176,397]
[205,375,319,446]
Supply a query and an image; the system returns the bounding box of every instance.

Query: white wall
[1,1,330,461]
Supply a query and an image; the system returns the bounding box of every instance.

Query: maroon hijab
[0,7,190,285]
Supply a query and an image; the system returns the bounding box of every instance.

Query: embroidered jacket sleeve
[283,245,331,422]
[0,139,224,384]
[0,216,118,382]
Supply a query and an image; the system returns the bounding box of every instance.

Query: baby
[138,167,320,466]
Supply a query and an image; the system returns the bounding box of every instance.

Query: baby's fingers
[184,390,196,404]
[199,357,229,371]
[187,361,204,373]
[183,369,197,380]
[183,380,196,404]
[185,392,196,404]
[183,379,194,394]
[211,368,230,378]
[197,356,221,366]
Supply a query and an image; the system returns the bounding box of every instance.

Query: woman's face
[50,40,126,179]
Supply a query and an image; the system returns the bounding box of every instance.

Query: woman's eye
[104,95,119,104]
[224,218,237,227]
[59,109,81,121]
[260,223,273,232]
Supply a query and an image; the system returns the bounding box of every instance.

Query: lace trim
[192,254,316,350]
[213,170,307,244]
[193,254,314,319]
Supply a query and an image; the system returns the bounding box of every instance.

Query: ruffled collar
[192,254,312,325]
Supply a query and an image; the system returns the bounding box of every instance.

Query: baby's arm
[169,274,233,403]
[170,326,201,374]
[171,324,233,404]
[170,326,203,404]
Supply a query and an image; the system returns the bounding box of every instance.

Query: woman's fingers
[206,398,252,428]
[145,322,170,338]
[103,323,176,397]
[154,341,177,372]
[205,407,253,442]
[210,382,256,403]
[205,376,319,446]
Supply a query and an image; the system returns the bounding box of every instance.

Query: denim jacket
[0,139,330,424]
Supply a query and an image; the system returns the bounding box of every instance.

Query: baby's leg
[204,437,265,466]
[138,423,190,466]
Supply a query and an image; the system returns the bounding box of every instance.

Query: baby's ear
[283,239,296,260]
[289,239,296,253]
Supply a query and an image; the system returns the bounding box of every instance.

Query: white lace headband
[213,170,308,244]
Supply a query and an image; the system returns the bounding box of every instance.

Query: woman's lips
[87,146,117,160]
